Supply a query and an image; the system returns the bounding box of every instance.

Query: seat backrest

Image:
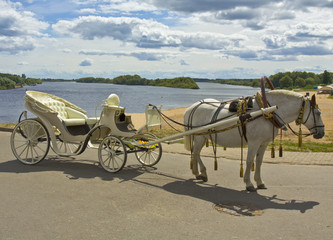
[44,100,68,119]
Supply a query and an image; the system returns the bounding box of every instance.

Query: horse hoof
[246,186,257,192]
[257,184,267,189]
[196,175,208,182]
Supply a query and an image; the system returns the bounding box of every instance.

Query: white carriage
[10,91,163,173]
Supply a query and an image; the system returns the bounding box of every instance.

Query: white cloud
[77,8,97,14]
[53,16,244,50]
[0,0,49,53]
[99,0,157,13]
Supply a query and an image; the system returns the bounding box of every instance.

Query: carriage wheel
[98,136,127,173]
[135,133,162,167]
[10,119,50,165]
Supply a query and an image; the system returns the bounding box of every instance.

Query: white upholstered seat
[43,99,87,126]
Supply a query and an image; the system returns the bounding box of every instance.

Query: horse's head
[299,95,325,139]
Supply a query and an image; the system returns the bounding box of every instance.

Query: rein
[260,76,274,108]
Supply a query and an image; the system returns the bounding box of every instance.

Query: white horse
[184,90,325,192]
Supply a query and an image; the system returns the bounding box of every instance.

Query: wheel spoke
[30,145,35,163]
[25,145,30,160]
[18,144,29,158]
[32,146,41,160]
[30,125,42,140]
[15,141,29,150]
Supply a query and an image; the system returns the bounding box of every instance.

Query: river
[0,81,260,123]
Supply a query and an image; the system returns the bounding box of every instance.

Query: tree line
[214,70,332,89]
[76,75,199,89]
[0,73,42,90]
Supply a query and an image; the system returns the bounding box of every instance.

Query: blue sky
[1,0,332,79]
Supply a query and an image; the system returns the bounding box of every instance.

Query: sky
[0,0,333,80]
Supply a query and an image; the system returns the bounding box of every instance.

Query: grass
[0,123,16,129]
[269,140,333,152]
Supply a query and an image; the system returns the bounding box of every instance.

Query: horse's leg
[254,141,269,189]
[244,142,260,192]
[192,136,207,182]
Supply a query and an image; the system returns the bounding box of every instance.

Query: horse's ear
[311,94,317,107]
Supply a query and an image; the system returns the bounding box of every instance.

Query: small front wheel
[135,134,162,167]
[10,119,50,164]
[98,136,127,173]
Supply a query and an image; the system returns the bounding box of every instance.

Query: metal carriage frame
[10,90,277,173]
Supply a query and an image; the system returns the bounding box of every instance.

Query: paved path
[1,131,333,240]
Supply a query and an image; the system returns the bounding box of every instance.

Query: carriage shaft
[142,106,277,147]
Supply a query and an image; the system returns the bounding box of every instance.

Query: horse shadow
[0,157,319,214]
[161,178,319,214]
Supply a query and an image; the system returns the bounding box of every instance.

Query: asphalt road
[1,131,333,240]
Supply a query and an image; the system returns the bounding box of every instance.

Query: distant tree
[322,70,332,85]
[295,77,306,88]
[279,76,293,88]
[269,72,285,88]
[0,77,16,89]
[22,74,26,79]
[305,77,316,86]
[251,79,260,88]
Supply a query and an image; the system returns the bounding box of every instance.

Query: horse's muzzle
[313,127,325,139]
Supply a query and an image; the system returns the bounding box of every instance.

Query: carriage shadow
[1,157,319,214]
[0,156,151,181]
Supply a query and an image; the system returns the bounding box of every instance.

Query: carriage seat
[44,100,87,126]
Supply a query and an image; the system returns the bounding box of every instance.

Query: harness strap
[295,100,306,125]
[239,113,250,142]
[255,91,286,129]
[211,103,226,123]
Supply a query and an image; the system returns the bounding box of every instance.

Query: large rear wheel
[98,136,127,173]
[10,119,50,164]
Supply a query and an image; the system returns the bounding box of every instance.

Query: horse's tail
[183,107,191,151]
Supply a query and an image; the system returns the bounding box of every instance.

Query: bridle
[294,95,324,137]
[260,76,324,138]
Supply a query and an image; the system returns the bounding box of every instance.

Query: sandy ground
[129,92,332,142]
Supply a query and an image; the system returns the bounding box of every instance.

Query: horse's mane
[266,89,303,99]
